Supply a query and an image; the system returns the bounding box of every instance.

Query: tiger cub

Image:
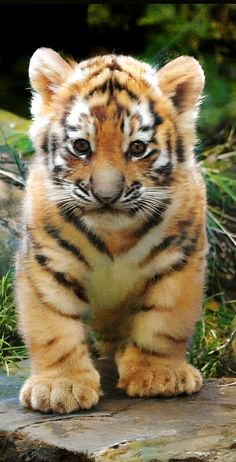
[15,48,207,414]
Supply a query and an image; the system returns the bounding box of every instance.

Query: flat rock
[0,360,235,461]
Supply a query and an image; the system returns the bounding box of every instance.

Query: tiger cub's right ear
[29,48,74,99]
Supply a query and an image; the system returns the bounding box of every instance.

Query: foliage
[189,295,236,378]
[201,128,236,297]
[87,4,236,138]
[0,109,32,156]
[0,109,30,187]
[187,127,236,378]
[0,269,27,372]
[137,4,236,136]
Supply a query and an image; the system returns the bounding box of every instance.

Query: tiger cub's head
[29,48,204,220]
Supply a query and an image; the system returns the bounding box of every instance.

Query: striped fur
[16,48,207,413]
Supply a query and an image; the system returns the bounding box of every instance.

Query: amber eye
[129,140,146,158]
[73,139,91,156]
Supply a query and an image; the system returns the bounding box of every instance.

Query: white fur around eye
[152,149,170,169]
[54,154,67,167]
[67,98,90,127]
[131,101,154,127]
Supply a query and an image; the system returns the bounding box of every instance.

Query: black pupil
[74,139,90,153]
[130,141,145,156]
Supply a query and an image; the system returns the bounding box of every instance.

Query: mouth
[97,204,124,214]
[87,202,130,216]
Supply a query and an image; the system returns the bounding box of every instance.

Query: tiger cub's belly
[85,255,144,347]
[87,255,143,312]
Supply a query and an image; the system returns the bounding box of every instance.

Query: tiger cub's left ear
[29,47,74,100]
[157,56,205,112]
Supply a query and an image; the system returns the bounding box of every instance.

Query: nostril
[91,190,122,205]
[109,190,123,204]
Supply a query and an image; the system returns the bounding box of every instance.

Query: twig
[217,381,236,388]
[0,218,20,238]
[217,151,236,160]
[0,125,8,146]
[0,168,25,187]
[208,329,236,355]
[208,210,236,246]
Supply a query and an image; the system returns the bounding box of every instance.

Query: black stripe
[57,205,113,259]
[52,165,64,175]
[140,125,153,132]
[143,148,159,160]
[134,199,170,238]
[107,60,122,72]
[183,238,198,257]
[65,123,82,133]
[116,104,125,118]
[153,161,172,176]
[146,261,185,288]
[112,80,139,101]
[144,222,199,265]
[41,133,49,154]
[85,78,139,102]
[166,130,172,157]
[52,174,64,186]
[45,225,91,268]
[108,79,114,96]
[149,101,163,127]
[70,279,88,302]
[176,136,185,163]
[34,251,88,303]
[35,254,49,266]
[85,79,109,98]
[53,271,88,303]
[156,235,177,252]
[139,235,177,267]
[140,305,154,312]
[61,95,76,126]
[49,133,59,160]
[146,239,200,290]
[128,148,159,161]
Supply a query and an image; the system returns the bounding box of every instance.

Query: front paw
[118,362,202,398]
[20,370,102,414]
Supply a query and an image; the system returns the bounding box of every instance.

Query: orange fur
[16,48,207,413]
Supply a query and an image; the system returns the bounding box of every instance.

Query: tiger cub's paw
[20,370,102,414]
[118,362,202,398]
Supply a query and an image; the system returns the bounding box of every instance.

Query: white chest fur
[87,254,142,311]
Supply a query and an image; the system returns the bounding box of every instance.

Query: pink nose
[90,166,124,204]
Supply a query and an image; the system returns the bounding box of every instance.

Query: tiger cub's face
[29,49,204,221]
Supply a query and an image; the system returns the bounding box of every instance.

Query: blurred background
[1,3,236,138]
[0,3,235,377]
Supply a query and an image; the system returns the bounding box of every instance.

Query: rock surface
[0,360,235,461]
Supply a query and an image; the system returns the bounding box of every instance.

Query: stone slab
[0,360,235,461]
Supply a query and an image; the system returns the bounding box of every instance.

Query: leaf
[5,134,33,156]
[0,109,32,155]
[205,299,220,312]
[207,173,236,201]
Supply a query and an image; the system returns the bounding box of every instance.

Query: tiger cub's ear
[29,47,74,99]
[157,56,205,113]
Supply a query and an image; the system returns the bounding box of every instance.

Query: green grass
[0,269,27,372]
[188,294,236,378]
